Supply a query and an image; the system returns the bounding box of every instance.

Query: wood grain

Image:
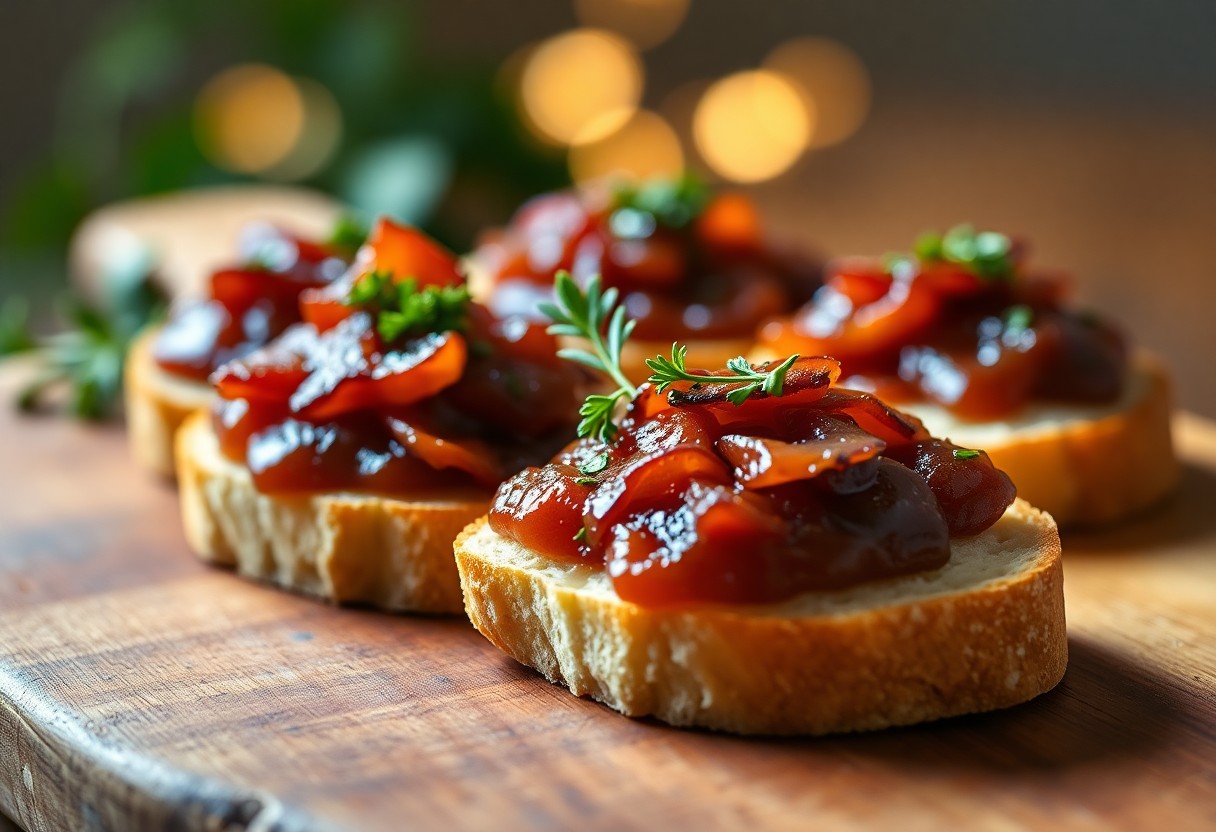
[0,376,1214,831]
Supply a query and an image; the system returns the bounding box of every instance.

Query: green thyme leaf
[543,272,639,442]
[910,224,1015,281]
[344,271,470,343]
[1003,304,1034,334]
[573,527,588,542]
[575,476,597,486]
[610,173,710,231]
[953,448,981,460]
[645,344,799,407]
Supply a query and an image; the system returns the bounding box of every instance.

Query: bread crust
[125,327,214,477]
[176,410,487,613]
[455,501,1067,735]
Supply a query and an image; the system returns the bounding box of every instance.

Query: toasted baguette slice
[455,500,1066,735]
[901,353,1177,528]
[125,327,214,477]
[176,410,486,613]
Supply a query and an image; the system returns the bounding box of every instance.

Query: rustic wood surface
[0,377,1213,831]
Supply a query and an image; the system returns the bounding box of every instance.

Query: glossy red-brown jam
[211,220,584,497]
[756,236,1127,420]
[154,224,357,381]
[474,181,820,342]
[489,357,1016,607]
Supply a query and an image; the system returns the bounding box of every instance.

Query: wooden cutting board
[1,374,1213,832]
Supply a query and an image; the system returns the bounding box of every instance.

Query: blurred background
[0,0,1213,413]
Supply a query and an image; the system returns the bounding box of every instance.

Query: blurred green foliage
[0,0,569,418]
[2,0,567,261]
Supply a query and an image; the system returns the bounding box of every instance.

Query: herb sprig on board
[343,271,470,343]
[541,271,799,442]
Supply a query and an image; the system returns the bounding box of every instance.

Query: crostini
[177,219,584,613]
[127,221,363,476]
[754,225,1177,527]
[469,176,820,384]
[455,275,1066,735]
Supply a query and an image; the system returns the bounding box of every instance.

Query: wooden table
[1,383,1214,831]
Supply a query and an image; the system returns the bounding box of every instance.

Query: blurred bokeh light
[194,65,302,176]
[693,70,813,182]
[764,37,870,149]
[519,29,644,145]
[568,109,684,184]
[573,0,690,50]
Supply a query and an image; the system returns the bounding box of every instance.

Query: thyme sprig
[539,271,637,443]
[541,271,800,442]
[646,345,800,406]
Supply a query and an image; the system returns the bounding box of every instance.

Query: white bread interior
[125,326,214,478]
[176,410,487,614]
[455,499,1066,735]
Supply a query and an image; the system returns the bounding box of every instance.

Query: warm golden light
[568,109,684,185]
[693,70,812,183]
[194,65,304,174]
[519,29,644,146]
[574,0,691,50]
[194,65,343,181]
[764,37,871,148]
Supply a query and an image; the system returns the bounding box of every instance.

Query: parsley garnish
[610,174,710,231]
[646,344,799,406]
[539,272,639,443]
[573,527,588,542]
[574,477,597,486]
[913,224,1015,280]
[343,271,470,343]
[952,448,981,460]
[541,271,800,442]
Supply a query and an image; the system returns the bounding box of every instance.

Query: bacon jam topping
[488,274,1016,608]
[474,176,820,343]
[154,222,361,381]
[210,219,584,497]
[756,225,1128,420]
[489,356,1016,607]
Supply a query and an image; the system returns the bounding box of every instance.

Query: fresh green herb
[0,298,36,356]
[10,261,166,420]
[1003,304,1034,334]
[610,173,710,231]
[952,448,981,460]
[539,271,638,442]
[542,271,802,440]
[646,344,800,406]
[328,215,369,252]
[912,224,1015,280]
[573,527,588,542]
[578,451,610,476]
[343,271,470,343]
[575,476,597,486]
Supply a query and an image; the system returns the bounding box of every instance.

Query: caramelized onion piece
[885,440,1016,536]
[718,414,885,489]
[489,464,591,561]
